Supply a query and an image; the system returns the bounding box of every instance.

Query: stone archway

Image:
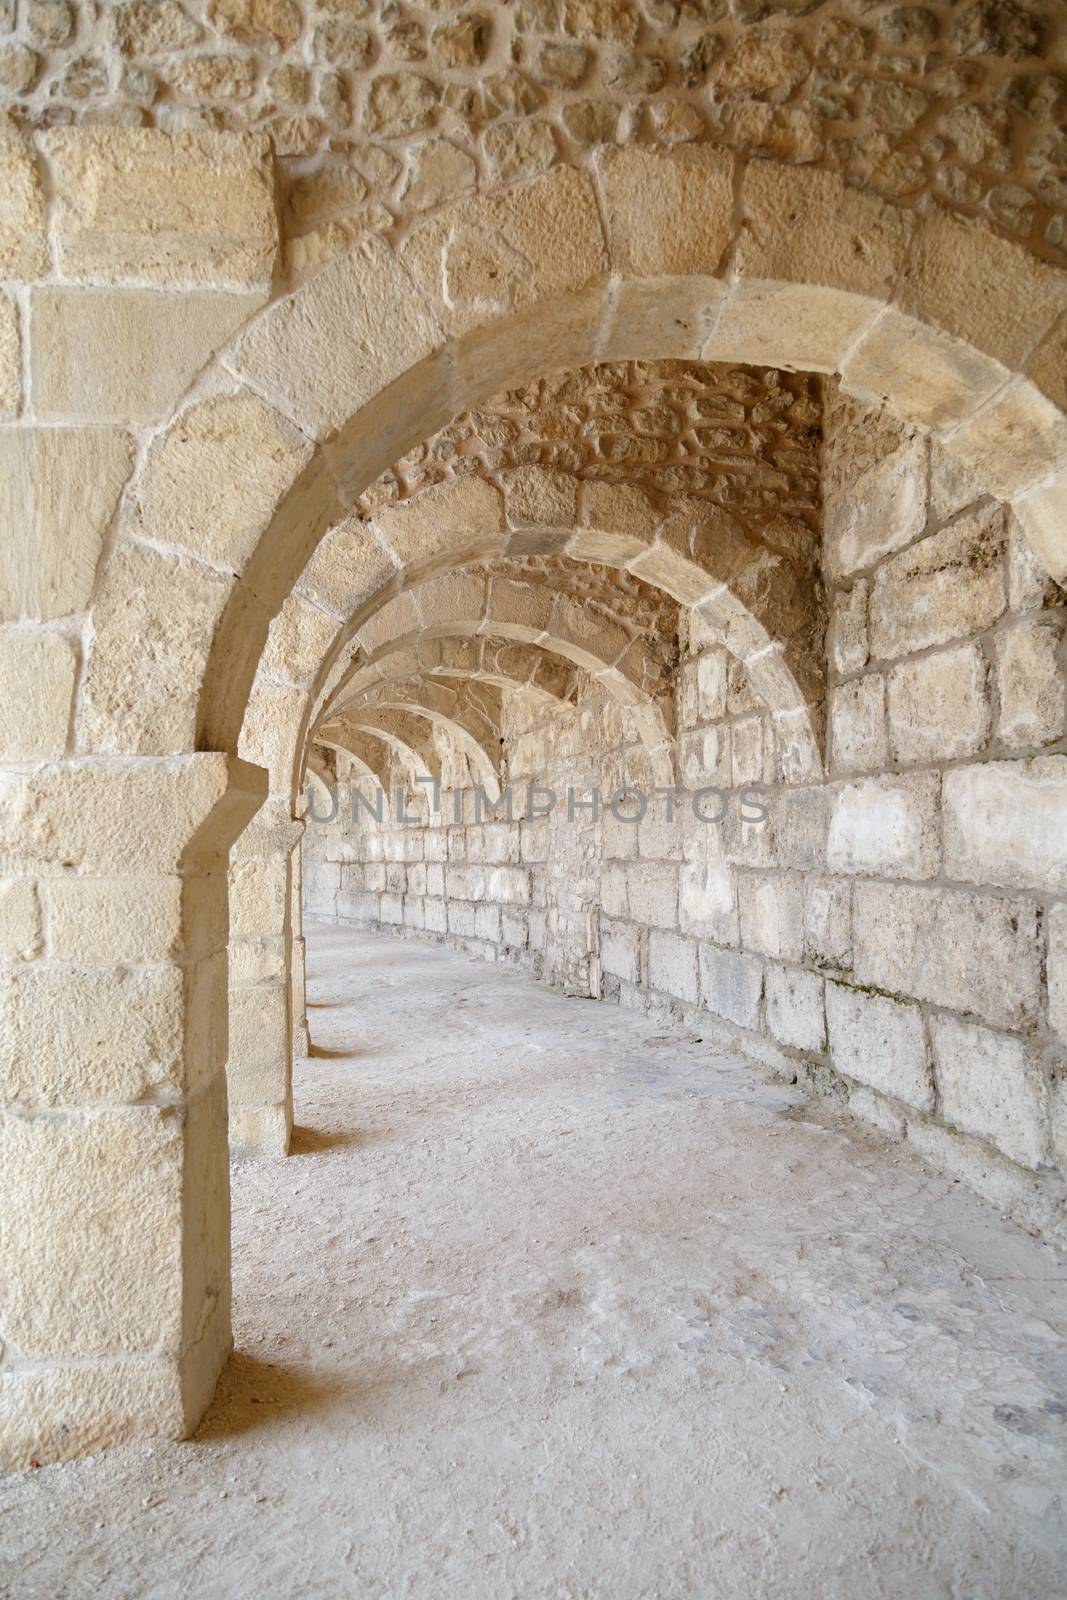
[8,140,1067,1466]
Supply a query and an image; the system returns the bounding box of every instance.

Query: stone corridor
[3,922,1065,1597]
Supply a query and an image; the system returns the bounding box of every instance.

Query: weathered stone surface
[852,881,1041,1030]
[826,981,931,1111]
[887,643,990,764]
[0,131,47,282]
[825,433,927,577]
[828,675,886,773]
[827,772,940,880]
[900,213,1067,370]
[648,929,698,1003]
[699,944,763,1030]
[764,963,824,1054]
[211,0,302,48]
[136,387,313,570]
[0,427,134,621]
[401,168,608,338]
[943,758,1067,894]
[827,581,868,675]
[738,873,805,962]
[31,287,263,425]
[946,379,1067,503]
[1050,903,1067,1047]
[843,310,1010,433]
[112,1,200,53]
[0,631,76,761]
[0,293,19,418]
[234,238,442,439]
[80,544,233,754]
[931,1013,1049,1169]
[739,162,912,299]
[374,476,503,568]
[43,128,277,289]
[868,507,1007,660]
[597,146,733,277]
[0,880,42,962]
[994,620,1066,751]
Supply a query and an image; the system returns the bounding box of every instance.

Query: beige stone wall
[305,388,1067,1243]
[3,0,1067,281]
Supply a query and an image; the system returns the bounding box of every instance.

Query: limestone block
[598,921,639,979]
[137,387,313,570]
[0,293,19,417]
[803,877,852,970]
[0,631,76,760]
[842,309,1010,433]
[887,643,990,764]
[825,981,931,1111]
[400,167,608,337]
[374,477,504,567]
[930,1013,1048,1170]
[648,928,699,1003]
[503,466,577,529]
[43,128,277,289]
[0,130,47,282]
[738,872,804,961]
[0,1356,187,1469]
[599,276,726,362]
[597,146,733,277]
[991,620,1067,752]
[0,1103,191,1358]
[32,287,263,426]
[0,428,134,622]
[44,876,198,963]
[0,880,42,962]
[945,379,1067,503]
[622,862,677,928]
[357,593,420,655]
[450,287,608,416]
[929,441,983,523]
[774,787,829,873]
[825,433,927,577]
[0,962,214,1107]
[0,753,265,877]
[739,162,912,301]
[699,944,763,1030]
[942,758,1067,894]
[80,543,234,754]
[705,282,882,374]
[764,963,825,1054]
[828,582,868,674]
[869,507,1007,661]
[828,675,886,773]
[298,515,396,618]
[227,983,288,1105]
[487,865,530,904]
[230,857,287,940]
[852,882,1041,1030]
[233,238,442,440]
[899,212,1067,371]
[1011,470,1067,588]
[827,772,940,880]
[259,593,339,688]
[1050,903,1067,1046]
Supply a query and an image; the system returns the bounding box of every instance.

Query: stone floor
[3,924,1067,1597]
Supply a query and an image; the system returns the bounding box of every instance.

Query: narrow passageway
[5,924,1066,1597]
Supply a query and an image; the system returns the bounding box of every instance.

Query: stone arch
[18,148,1067,1464]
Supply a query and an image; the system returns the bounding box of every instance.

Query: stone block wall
[305,387,1067,1243]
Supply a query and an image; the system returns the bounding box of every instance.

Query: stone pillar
[290,838,310,1059]
[227,802,305,1157]
[0,754,265,1468]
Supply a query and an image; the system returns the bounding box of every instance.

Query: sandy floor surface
[2,923,1066,1598]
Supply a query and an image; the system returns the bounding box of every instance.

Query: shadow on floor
[289,1124,372,1156]
[306,1042,358,1061]
[194,1352,356,1442]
